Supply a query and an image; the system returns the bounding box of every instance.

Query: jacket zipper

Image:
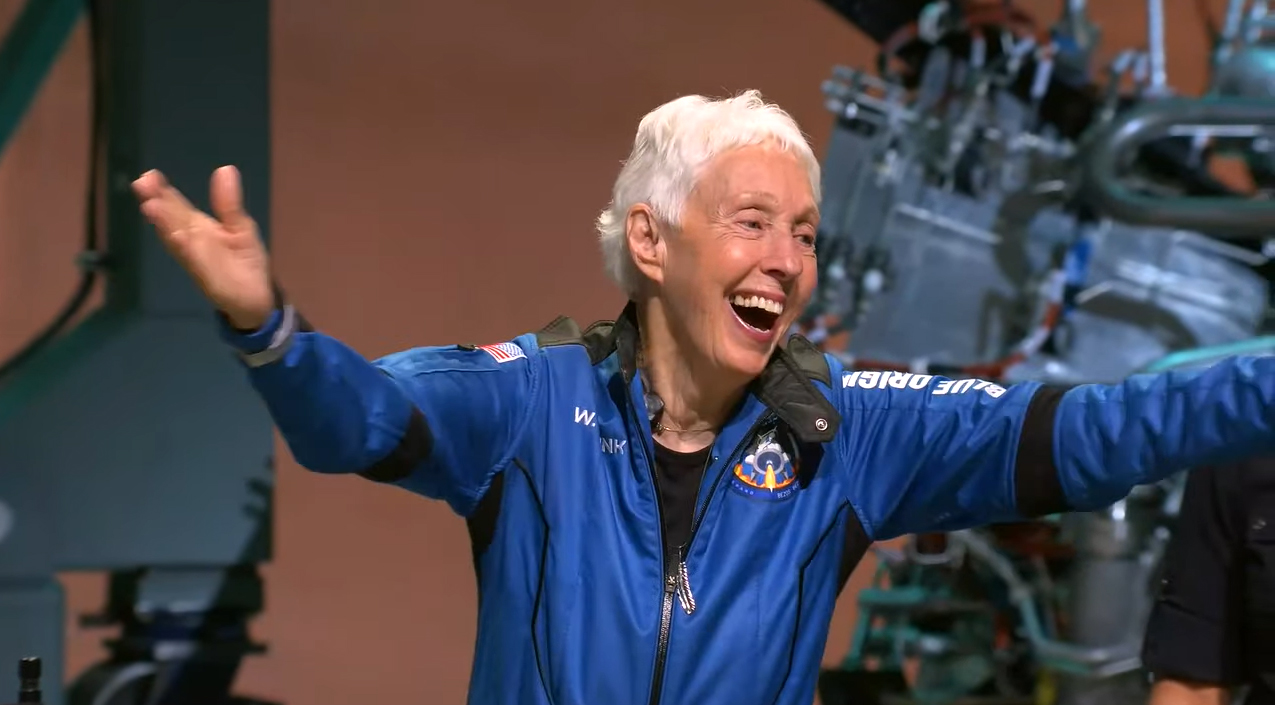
[672,411,776,618]
[639,401,777,705]
[626,394,676,705]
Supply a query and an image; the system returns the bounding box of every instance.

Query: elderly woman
[133,91,1275,705]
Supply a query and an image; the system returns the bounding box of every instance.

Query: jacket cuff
[217,307,284,355]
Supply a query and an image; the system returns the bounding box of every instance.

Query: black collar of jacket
[536,302,840,444]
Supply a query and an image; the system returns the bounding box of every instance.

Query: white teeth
[730,294,784,314]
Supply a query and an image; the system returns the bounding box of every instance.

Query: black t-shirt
[652,442,711,559]
[1143,457,1275,704]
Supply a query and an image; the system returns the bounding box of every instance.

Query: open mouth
[729,294,784,335]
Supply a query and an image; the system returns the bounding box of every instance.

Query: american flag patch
[478,342,526,363]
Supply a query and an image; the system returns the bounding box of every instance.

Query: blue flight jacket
[222,301,1275,705]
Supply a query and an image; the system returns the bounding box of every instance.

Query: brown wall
[0,0,1224,702]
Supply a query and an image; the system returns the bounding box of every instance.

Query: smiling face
[628,143,820,380]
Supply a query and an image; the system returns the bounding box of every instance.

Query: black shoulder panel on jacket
[535,315,616,365]
[784,335,833,388]
[535,316,584,347]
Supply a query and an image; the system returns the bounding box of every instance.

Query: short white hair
[595,90,822,296]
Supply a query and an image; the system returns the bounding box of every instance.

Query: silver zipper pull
[676,560,697,615]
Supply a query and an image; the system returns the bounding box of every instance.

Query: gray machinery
[0,2,274,705]
[809,2,1275,705]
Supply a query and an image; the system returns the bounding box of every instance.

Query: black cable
[0,0,106,383]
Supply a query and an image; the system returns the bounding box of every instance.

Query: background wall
[0,0,1226,702]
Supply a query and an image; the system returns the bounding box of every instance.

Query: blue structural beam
[0,2,272,703]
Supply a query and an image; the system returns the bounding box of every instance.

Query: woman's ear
[626,204,665,287]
